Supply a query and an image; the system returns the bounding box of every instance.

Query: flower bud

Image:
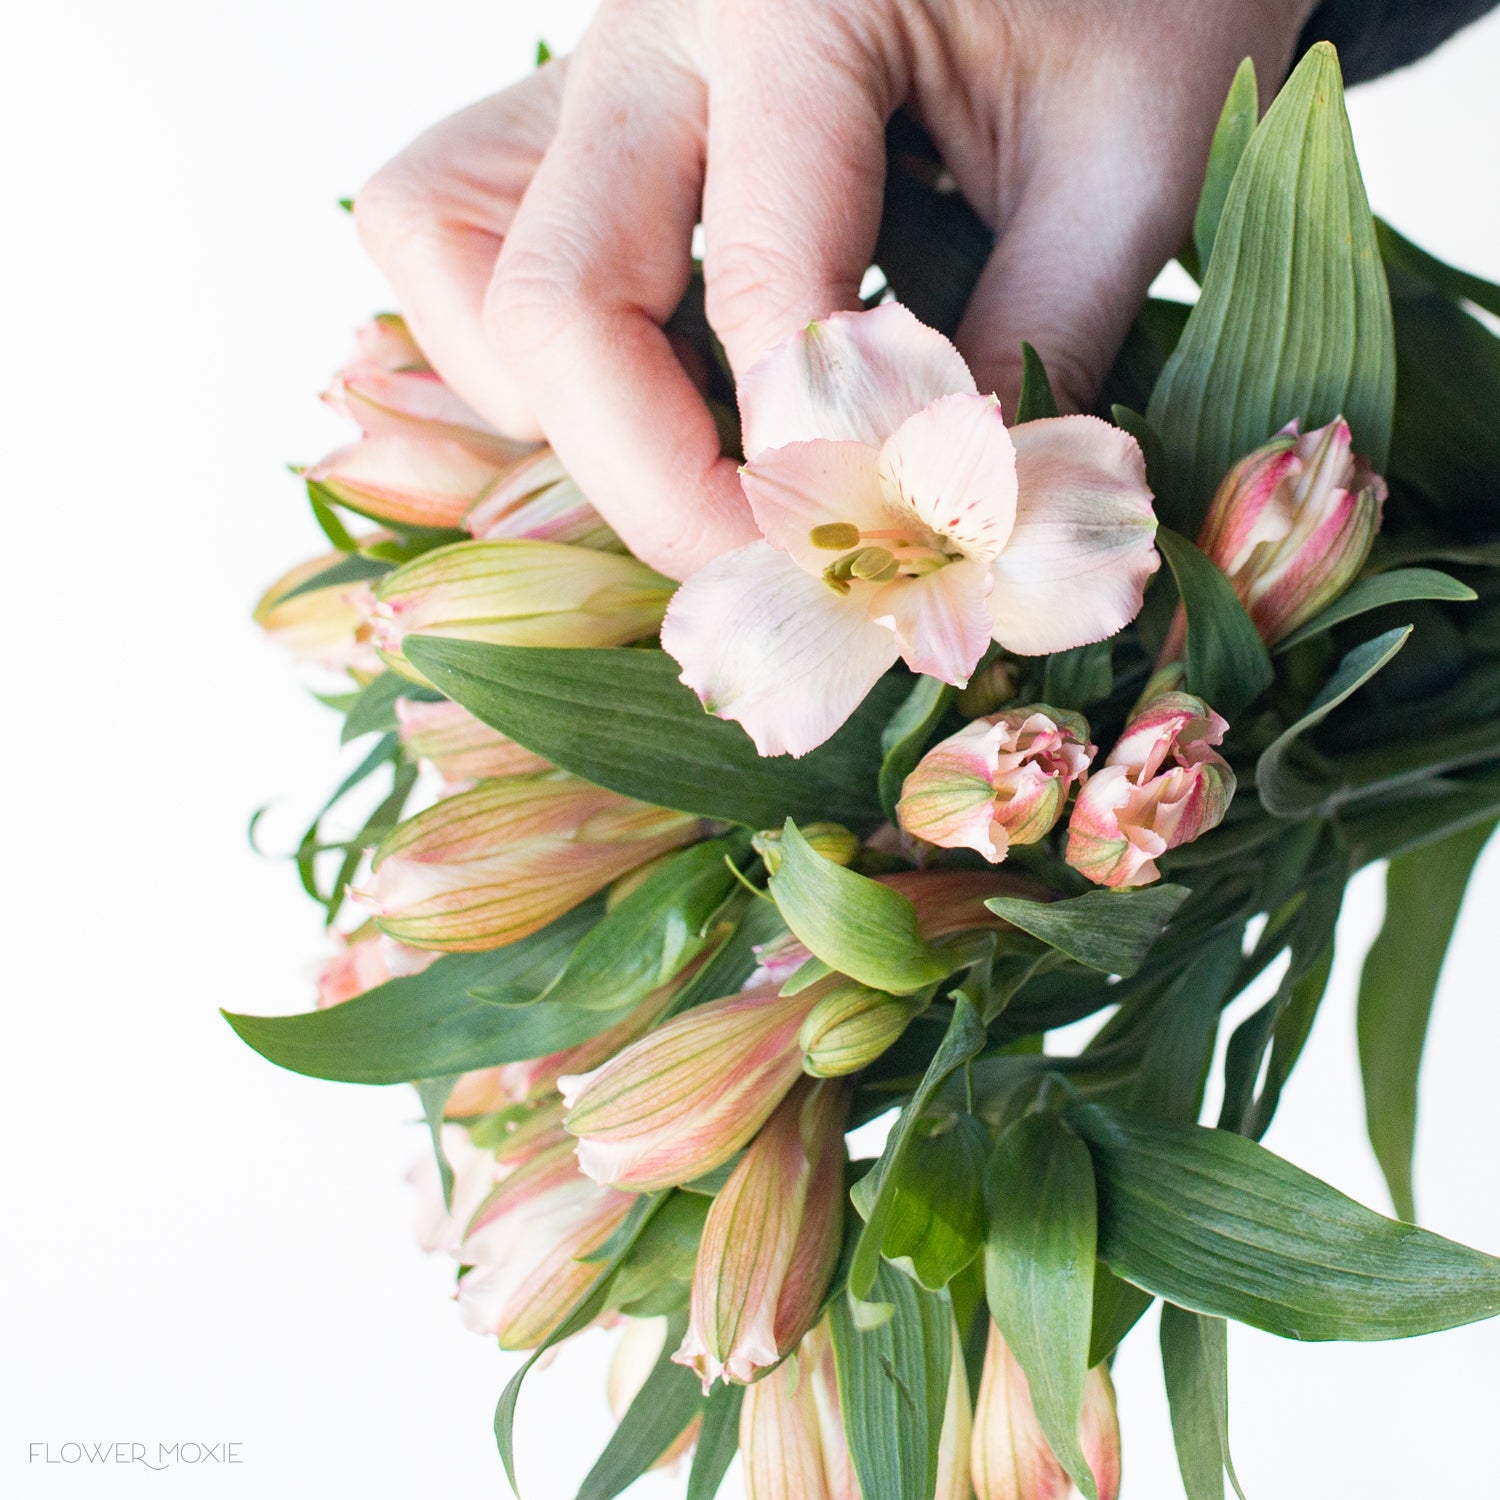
[314,924,437,1008]
[898,707,1095,862]
[676,1079,848,1388]
[608,1318,701,1468]
[353,773,700,951]
[1188,416,1386,649]
[799,982,921,1077]
[405,1122,504,1256]
[465,446,622,550]
[561,981,834,1192]
[971,1323,1120,1500]
[253,552,382,678]
[306,435,517,531]
[394,698,551,785]
[1066,690,1234,888]
[371,539,675,684]
[751,822,860,875]
[456,1132,635,1349]
[879,868,1054,937]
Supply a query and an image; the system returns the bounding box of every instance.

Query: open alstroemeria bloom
[662,304,1158,757]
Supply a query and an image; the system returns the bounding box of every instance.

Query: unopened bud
[799,982,921,1077]
[752,822,859,875]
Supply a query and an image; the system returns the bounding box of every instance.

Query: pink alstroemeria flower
[663,304,1158,757]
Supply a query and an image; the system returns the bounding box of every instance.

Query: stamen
[809,522,861,550]
[848,547,899,582]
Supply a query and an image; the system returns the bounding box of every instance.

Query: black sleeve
[1297,0,1500,85]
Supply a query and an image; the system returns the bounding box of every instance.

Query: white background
[4,2,1499,1496]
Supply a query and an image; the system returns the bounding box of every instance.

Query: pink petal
[987,417,1159,655]
[662,542,900,758]
[738,304,977,457]
[739,440,898,572]
[878,393,1018,563]
[868,559,994,685]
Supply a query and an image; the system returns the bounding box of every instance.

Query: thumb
[954,135,1193,417]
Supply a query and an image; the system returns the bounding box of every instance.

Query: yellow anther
[849,547,899,582]
[809,522,862,550]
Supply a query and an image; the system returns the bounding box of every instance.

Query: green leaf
[1256,626,1411,817]
[769,821,949,993]
[341,670,439,745]
[1343,766,1500,867]
[1160,1304,1246,1500]
[983,1112,1100,1499]
[983,885,1190,977]
[1071,1103,1500,1340]
[848,998,987,1306]
[1042,642,1115,710]
[1377,217,1500,319]
[279,552,391,602]
[1275,568,1475,652]
[306,481,359,551]
[222,900,615,1084]
[415,1075,458,1209]
[1194,58,1258,271]
[494,1194,661,1493]
[1155,526,1274,717]
[878,674,956,821]
[1015,342,1060,421]
[574,1331,704,1500]
[530,837,744,1012]
[829,1264,952,1500]
[879,1114,990,1290]
[403,638,900,830]
[685,1383,744,1500]
[1219,879,1343,1138]
[1088,1268,1154,1367]
[1148,43,1395,531]
[1358,819,1496,1221]
[534,37,552,66]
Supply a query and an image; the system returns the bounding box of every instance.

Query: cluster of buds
[1166,415,1386,656]
[1066,688,1235,888]
[353,771,700,951]
[897,707,1095,862]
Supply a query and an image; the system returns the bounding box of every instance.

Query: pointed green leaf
[1358,819,1496,1221]
[1088,1267,1154,1367]
[685,1383,744,1500]
[769,821,948,993]
[983,885,1190,977]
[403,638,900,830]
[1015,342,1060,421]
[983,1111,1100,1499]
[1160,1304,1246,1500]
[1071,1103,1500,1340]
[880,1114,990,1290]
[279,552,391,602]
[1194,57,1258,270]
[878,674,956,821]
[1275,568,1474,652]
[1256,626,1411,817]
[415,1075,459,1210]
[1148,43,1395,531]
[1155,526,1274,717]
[1377,218,1500,318]
[829,1264,952,1500]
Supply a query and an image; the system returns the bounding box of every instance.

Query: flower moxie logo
[29,1441,244,1470]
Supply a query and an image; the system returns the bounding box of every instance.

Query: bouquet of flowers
[236,44,1500,1500]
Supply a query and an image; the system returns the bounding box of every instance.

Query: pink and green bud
[879,868,1054,938]
[353,773,699,951]
[394,698,551,785]
[406,1122,504,1256]
[372,539,675,684]
[315,923,438,1008]
[609,1318,701,1468]
[897,707,1095,862]
[799,982,922,1077]
[253,551,382,679]
[1189,416,1386,649]
[306,435,518,531]
[1066,690,1234,888]
[560,980,836,1192]
[971,1323,1120,1500]
[676,1079,849,1388]
[751,821,861,876]
[456,1132,635,1348]
[740,1314,971,1500]
[465,446,621,550]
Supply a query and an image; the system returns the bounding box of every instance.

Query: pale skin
[355,0,1317,580]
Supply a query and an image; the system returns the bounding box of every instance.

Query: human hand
[354,0,1316,578]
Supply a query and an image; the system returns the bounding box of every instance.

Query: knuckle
[351,158,439,262]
